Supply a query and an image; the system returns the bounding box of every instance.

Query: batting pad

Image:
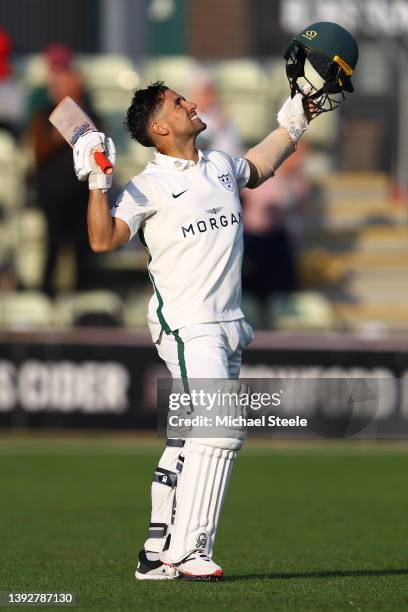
[163,438,239,564]
[144,445,182,553]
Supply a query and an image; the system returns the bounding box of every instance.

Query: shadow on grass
[225,568,408,582]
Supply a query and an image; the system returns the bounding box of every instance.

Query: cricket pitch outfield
[1,434,408,611]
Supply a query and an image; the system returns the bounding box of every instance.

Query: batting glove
[73,131,116,191]
[277,86,310,143]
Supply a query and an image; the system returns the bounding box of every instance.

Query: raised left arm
[245,91,309,188]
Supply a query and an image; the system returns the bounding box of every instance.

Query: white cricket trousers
[143,319,254,554]
[151,318,254,379]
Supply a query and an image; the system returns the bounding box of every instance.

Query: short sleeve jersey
[111,149,250,332]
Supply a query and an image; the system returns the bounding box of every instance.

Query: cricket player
[72,22,358,581]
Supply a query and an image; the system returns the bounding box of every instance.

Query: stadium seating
[54,291,124,327]
[123,290,153,329]
[0,132,21,210]
[213,60,271,144]
[0,291,54,329]
[267,292,336,332]
[241,293,265,329]
[141,56,198,92]
[13,208,47,289]
[302,172,408,332]
[0,131,26,280]
[75,54,140,93]
[19,54,47,89]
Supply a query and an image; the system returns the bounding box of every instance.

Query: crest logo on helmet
[302,30,318,41]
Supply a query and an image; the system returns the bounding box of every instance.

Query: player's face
[157,89,206,139]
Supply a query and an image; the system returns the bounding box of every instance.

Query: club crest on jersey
[218,173,234,192]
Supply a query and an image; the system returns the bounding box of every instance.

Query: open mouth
[189,112,200,122]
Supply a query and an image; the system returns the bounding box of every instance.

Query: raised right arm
[73,131,130,252]
[87,190,130,252]
[74,132,155,252]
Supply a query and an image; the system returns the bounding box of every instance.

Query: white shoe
[135,550,179,581]
[161,550,223,581]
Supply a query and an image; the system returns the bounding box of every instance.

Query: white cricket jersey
[111,149,251,332]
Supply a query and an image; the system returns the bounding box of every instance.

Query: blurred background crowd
[0,0,407,336]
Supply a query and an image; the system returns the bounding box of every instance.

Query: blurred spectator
[26,44,98,297]
[0,29,25,139]
[242,143,309,308]
[192,71,243,155]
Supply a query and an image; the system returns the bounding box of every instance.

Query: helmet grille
[284,40,347,118]
[306,48,332,82]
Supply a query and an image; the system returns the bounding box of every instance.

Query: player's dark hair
[125,81,169,147]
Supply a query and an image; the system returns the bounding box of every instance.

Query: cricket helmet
[284,22,359,116]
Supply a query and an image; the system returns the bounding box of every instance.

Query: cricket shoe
[135,549,179,581]
[161,550,224,581]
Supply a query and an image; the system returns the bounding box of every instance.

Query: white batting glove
[277,85,311,143]
[73,131,116,191]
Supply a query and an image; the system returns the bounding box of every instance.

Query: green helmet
[284,22,359,115]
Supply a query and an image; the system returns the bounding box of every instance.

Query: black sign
[1,330,408,436]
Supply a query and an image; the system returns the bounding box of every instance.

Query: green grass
[1,437,408,610]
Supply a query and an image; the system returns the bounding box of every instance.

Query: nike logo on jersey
[206,207,222,215]
[172,189,188,199]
